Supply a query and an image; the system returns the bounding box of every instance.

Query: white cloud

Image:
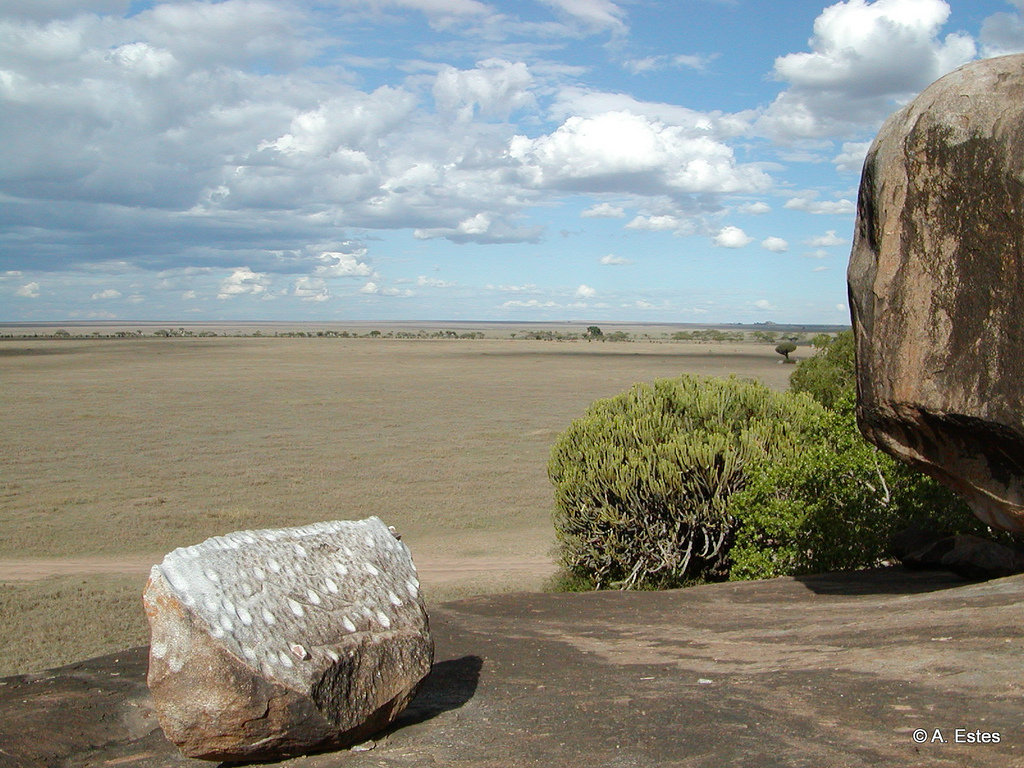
[806,230,846,247]
[981,4,1024,57]
[754,299,777,311]
[417,275,456,287]
[432,59,536,120]
[139,0,314,71]
[713,226,753,248]
[294,276,329,301]
[785,196,857,215]
[761,237,789,253]
[183,290,198,300]
[832,141,872,173]
[314,250,373,278]
[599,253,633,265]
[510,111,771,197]
[813,265,831,272]
[16,282,40,298]
[486,283,538,293]
[414,213,543,244]
[740,201,772,215]
[759,0,977,140]
[366,0,491,19]
[359,281,412,297]
[0,4,767,281]
[0,0,131,21]
[91,289,123,300]
[502,298,560,309]
[803,249,831,259]
[625,214,690,233]
[673,54,711,70]
[218,267,270,299]
[549,87,751,138]
[581,202,625,218]
[836,303,848,311]
[623,57,662,75]
[576,284,597,298]
[537,0,628,34]
[502,298,548,308]
[623,53,712,75]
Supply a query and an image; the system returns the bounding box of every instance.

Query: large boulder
[143,517,433,761]
[848,53,1024,533]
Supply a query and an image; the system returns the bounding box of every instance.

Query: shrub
[548,375,826,590]
[789,330,856,409]
[727,393,989,580]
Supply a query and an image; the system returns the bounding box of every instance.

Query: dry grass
[0,334,794,674]
[0,575,150,675]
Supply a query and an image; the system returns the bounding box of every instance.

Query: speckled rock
[143,517,433,761]
[848,53,1024,532]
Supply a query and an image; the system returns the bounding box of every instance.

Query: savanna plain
[0,324,802,676]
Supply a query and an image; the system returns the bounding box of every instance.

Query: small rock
[143,517,433,762]
[939,534,1024,581]
[896,531,1024,581]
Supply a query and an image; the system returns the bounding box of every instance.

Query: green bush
[727,394,985,580]
[548,375,826,590]
[789,330,856,409]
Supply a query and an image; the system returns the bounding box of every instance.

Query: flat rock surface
[2,568,1023,768]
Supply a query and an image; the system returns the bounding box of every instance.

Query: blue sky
[1,0,1021,323]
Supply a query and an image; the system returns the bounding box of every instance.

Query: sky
[1,0,1022,324]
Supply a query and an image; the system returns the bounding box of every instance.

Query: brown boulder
[143,517,433,761]
[848,53,1024,532]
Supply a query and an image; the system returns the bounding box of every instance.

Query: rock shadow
[794,566,969,596]
[388,655,482,729]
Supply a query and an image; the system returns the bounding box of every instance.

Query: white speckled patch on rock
[143,516,433,761]
[154,517,421,693]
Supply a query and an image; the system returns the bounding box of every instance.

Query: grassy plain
[0,331,797,675]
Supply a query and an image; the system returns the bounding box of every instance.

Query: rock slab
[143,517,433,761]
[7,569,1024,768]
[848,53,1024,532]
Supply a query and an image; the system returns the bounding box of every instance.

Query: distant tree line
[0,326,836,345]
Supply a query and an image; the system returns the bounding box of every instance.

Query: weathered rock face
[848,53,1024,533]
[143,517,433,761]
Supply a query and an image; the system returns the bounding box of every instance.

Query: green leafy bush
[548,375,826,590]
[727,394,985,580]
[789,330,856,409]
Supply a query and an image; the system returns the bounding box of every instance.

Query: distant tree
[775,341,797,362]
[368,330,381,337]
[586,325,603,340]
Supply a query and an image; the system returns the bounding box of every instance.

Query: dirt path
[0,555,556,585]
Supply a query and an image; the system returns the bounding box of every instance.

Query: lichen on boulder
[143,517,433,761]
